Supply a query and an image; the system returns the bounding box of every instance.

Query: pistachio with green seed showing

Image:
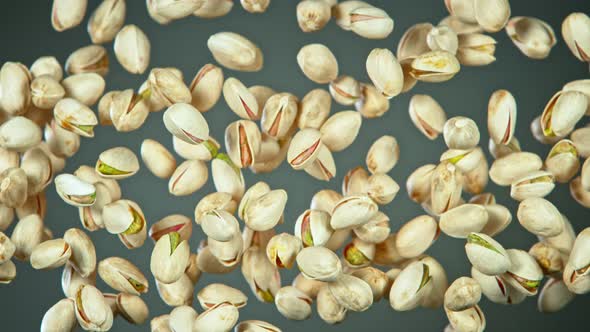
[267,233,302,269]
[389,261,432,311]
[55,174,96,207]
[545,139,580,183]
[541,90,587,138]
[30,238,71,270]
[151,232,190,284]
[65,45,109,77]
[510,170,555,202]
[197,283,247,310]
[294,209,333,247]
[98,256,149,295]
[95,147,139,179]
[53,98,97,138]
[343,237,375,268]
[503,249,543,296]
[465,232,510,275]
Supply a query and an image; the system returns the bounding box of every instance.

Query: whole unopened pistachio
[61,73,105,107]
[0,117,41,152]
[396,22,433,60]
[294,209,333,247]
[538,278,575,313]
[541,90,588,137]
[456,33,497,66]
[96,146,139,179]
[74,285,114,331]
[0,168,28,208]
[296,0,330,32]
[444,277,481,312]
[366,48,403,98]
[395,215,438,259]
[297,44,339,84]
[343,237,375,268]
[0,62,31,116]
[427,25,459,54]
[151,232,190,284]
[406,164,435,204]
[198,283,247,310]
[241,0,270,13]
[540,214,576,255]
[87,0,126,43]
[465,232,510,275]
[55,174,96,207]
[430,162,462,215]
[489,152,543,186]
[320,111,362,152]
[63,228,96,277]
[235,320,282,332]
[355,83,390,118]
[529,242,564,276]
[445,305,486,332]
[41,298,77,332]
[193,0,234,19]
[440,204,488,238]
[98,257,149,295]
[503,249,543,296]
[241,247,281,302]
[274,286,312,321]
[332,1,371,31]
[156,274,194,306]
[330,195,378,230]
[260,93,298,139]
[296,246,341,281]
[140,139,176,179]
[30,75,64,110]
[54,98,97,137]
[545,139,580,183]
[571,127,590,157]
[474,0,510,32]
[212,155,245,201]
[51,0,87,31]
[20,147,52,194]
[517,197,563,237]
[389,261,432,311]
[329,273,373,312]
[207,32,263,72]
[561,12,590,63]
[200,210,239,242]
[150,0,202,21]
[510,170,555,202]
[366,136,399,174]
[349,6,394,39]
[113,24,151,74]
[189,64,223,112]
[410,50,460,83]
[0,147,19,174]
[30,238,71,270]
[296,89,330,129]
[444,0,476,23]
[244,189,287,231]
[30,56,63,81]
[329,75,361,105]
[267,233,302,269]
[65,45,109,76]
[506,17,556,59]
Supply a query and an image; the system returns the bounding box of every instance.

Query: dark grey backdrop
[1,0,589,331]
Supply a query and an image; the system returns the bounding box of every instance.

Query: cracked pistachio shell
[366,135,399,174]
[51,0,87,31]
[562,13,590,62]
[329,273,373,312]
[235,320,281,332]
[297,0,330,32]
[163,103,210,144]
[489,152,543,186]
[294,209,333,247]
[444,0,476,23]
[465,232,510,275]
[110,89,151,132]
[329,75,361,105]
[168,159,208,196]
[88,0,126,44]
[98,257,149,295]
[244,189,288,231]
[173,135,219,161]
[409,94,447,140]
[349,6,394,39]
[156,274,194,306]
[223,78,260,120]
[0,62,31,116]
[297,44,339,84]
[440,204,489,238]
[53,98,97,138]
[488,89,517,145]
[443,116,480,150]
[420,256,448,309]
[241,247,281,302]
[198,283,247,310]
[195,192,237,223]
[410,50,460,83]
[151,0,202,21]
[78,182,112,232]
[225,120,261,168]
[62,73,105,107]
[366,48,403,98]
[296,246,341,281]
[55,174,96,207]
[62,263,96,298]
[193,0,233,18]
[503,249,543,296]
[545,139,580,183]
[440,147,485,174]
[510,170,555,201]
[456,33,497,66]
[75,285,114,331]
[529,242,564,276]
[571,127,590,157]
[102,199,146,236]
[570,176,590,208]
[41,298,77,332]
[267,233,302,269]
[517,198,564,237]
[260,93,298,139]
[407,164,435,203]
[353,211,390,244]
[320,111,362,152]
[564,228,590,294]
[479,204,511,237]
[310,189,342,215]
[275,286,312,321]
[538,278,575,313]
[207,32,263,72]
[149,214,192,243]
[350,266,389,302]
[96,147,139,179]
[114,24,151,74]
[97,90,118,125]
[396,215,439,259]
[342,167,368,197]
[298,89,331,129]
[30,238,71,270]
[332,1,370,30]
[190,64,223,112]
[366,173,399,205]
[317,284,347,324]
[430,162,463,215]
[30,56,62,81]
[63,228,96,277]
[330,195,378,230]
[200,210,239,242]
[116,293,149,325]
[396,22,433,60]
[0,232,15,264]
[563,80,590,115]
[287,129,322,170]
[355,83,390,118]
[444,277,482,312]
[0,168,28,208]
[141,139,176,179]
[0,117,41,152]
[343,237,375,268]
[292,273,324,299]
[474,0,510,32]
[427,25,458,54]
[506,17,556,59]
[144,68,191,112]
[151,232,190,284]
[389,261,433,311]
[65,45,109,77]
[238,183,270,221]
[531,115,561,145]
[212,155,245,201]
[542,90,588,137]
[30,75,64,109]
[193,302,239,332]
[445,305,486,332]
[489,136,521,159]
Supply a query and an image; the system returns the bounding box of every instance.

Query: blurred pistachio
[487,89,516,145]
[261,93,298,140]
[397,22,433,60]
[62,73,105,106]
[456,33,497,66]
[355,83,390,118]
[366,48,403,98]
[297,44,339,84]
[531,115,562,145]
[389,261,432,311]
[297,246,342,282]
[517,197,564,237]
[193,0,234,18]
[329,273,373,312]
[78,182,112,232]
[444,0,476,23]
[366,173,399,205]
[332,0,371,31]
[541,90,587,138]
[374,234,406,267]
[41,298,77,332]
[30,75,64,109]
[207,32,263,72]
[329,75,361,105]
[54,98,97,137]
[292,273,324,299]
[201,210,239,243]
[144,68,191,112]
[510,170,555,201]
[571,127,590,157]
[0,117,42,152]
[64,228,96,277]
[116,293,149,325]
[409,94,447,140]
[51,0,87,31]
[407,164,435,203]
[427,25,458,54]
[150,232,190,284]
[529,242,564,276]
[297,0,331,32]
[243,189,287,232]
[396,215,439,259]
[444,277,482,312]
[30,56,63,81]
[366,135,399,174]
[430,162,463,215]
[563,80,590,115]
[275,286,313,320]
[0,62,31,116]
[198,283,247,310]
[474,0,510,32]
[235,320,282,332]
[88,0,126,43]
[503,249,543,296]
[298,89,331,129]
[564,227,590,294]
[65,45,109,76]
[110,89,150,132]
[317,284,347,324]
[506,17,556,59]
[538,278,575,313]
[350,6,394,39]
[266,233,302,269]
[310,189,342,215]
[0,168,28,208]
[195,192,237,223]
[30,238,71,270]
[320,111,362,152]
[353,211,390,244]
[489,137,521,159]
[471,266,523,304]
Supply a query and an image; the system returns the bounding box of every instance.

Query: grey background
[1,0,589,331]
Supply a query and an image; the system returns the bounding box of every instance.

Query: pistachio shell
[445,305,486,332]
[113,24,151,74]
[267,233,302,269]
[538,278,575,313]
[41,298,77,332]
[65,45,109,76]
[30,56,63,81]
[430,162,463,215]
[74,285,114,331]
[545,139,580,183]
[207,32,263,72]
[443,116,480,150]
[30,75,65,109]
[329,75,361,105]
[474,0,510,32]
[427,25,459,54]
[406,164,435,203]
[396,215,438,259]
[244,189,288,231]
[297,44,339,84]
[30,238,71,270]
[173,135,219,161]
[116,293,149,325]
[294,209,333,247]
[223,77,260,120]
[320,111,362,152]
[366,48,403,98]
[440,204,489,238]
[149,214,192,243]
[444,277,482,312]
[55,174,96,207]
[389,261,432,311]
[296,0,331,32]
[562,12,590,62]
[489,136,521,159]
[200,210,239,242]
[409,94,447,140]
[541,90,588,137]
[197,283,247,309]
[54,98,98,137]
[0,168,28,208]
[156,275,194,307]
[410,50,460,83]
[225,120,261,168]
[529,242,564,276]
[329,273,373,312]
[141,139,176,179]
[510,170,555,201]
[0,117,42,152]
[297,246,342,282]
[193,0,234,18]
[241,247,281,302]
[189,64,223,112]
[506,16,557,59]
[503,249,543,296]
[288,129,323,170]
[52,0,87,31]
[355,83,390,118]
[163,103,210,144]
[78,182,112,232]
[330,195,378,230]
[96,146,139,179]
[292,273,324,299]
[193,302,239,332]
[350,6,394,39]
[444,0,476,23]
[465,232,510,275]
[151,232,190,284]
[235,320,282,332]
[456,33,497,66]
[212,155,245,201]
[87,0,126,43]
[397,22,433,60]
[489,152,543,186]
[168,160,208,196]
[275,286,313,321]
[571,127,590,157]
[517,197,564,237]
[61,263,96,298]
[98,256,149,295]
[260,93,298,140]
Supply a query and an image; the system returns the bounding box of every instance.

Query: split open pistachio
[241,247,281,303]
[445,304,486,332]
[260,93,298,140]
[168,160,208,196]
[109,89,151,132]
[288,129,323,170]
[488,136,519,159]
[150,232,190,284]
[294,209,333,247]
[465,232,510,275]
[366,48,403,98]
[503,249,543,296]
[564,227,590,294]
[98,256,149,295]
[266,233,302,269]
[65,44,109,77]
[350,6,394,39]
[397,22,433,60]
[529,242,564,276]
[430,162,462,215]
[156,274,194,307]
[545,139,580,183]
[517,197,564,237]
[541,90,588,138]
[200,209,239,242]
[510,170,555,201]
[30,238,71,270]
[163,103,210,144]
[225,120,261,168]
[87,0,126,44]
[55,174,96,207]
[343,237,375,268]
[506,16,556,59]
[0,62,31,116]
[63,228,96,277]
[562,12,590,63]
[207,32,263,72]
[389,261,432,311]
[329,75,361,106]
[489,152,543,186]
[53,98,98,138]
[45,117,80,157]
[296,246,342,281]
[456,33,497,66]
[471,266,522,304]
[41,298,77,332]
[444,0,476,23]
[0,168,28,208]
[410,50,460,83]
[74,285,114,331]
[102,200,147,248]
[195,192,237,223]
[275,286,313,320]
[332,1,371,31]
[95,146,139,179]
[197,283,247,310]
[61,264,96,298]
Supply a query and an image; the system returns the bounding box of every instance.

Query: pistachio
[61,263,96,298]
[545,139,580,183]
[30,75,64,109]
[406,164,435,203]
[332,1,371,30]
[185,253,202,285]
[329,75,361,105]
[113,24,151,74]
[97,90,117,125]
[207,32,263,72]
[98,257,149,295]
[297,44,339,84]
[0,232,15,264]
[140,139,176,179]
[156,274,194,307]
[0,168,28,208]
[389,261,432,311]
[563,80,590,115]
[187,65,223,113]
[250,135,290,174]
[410,50,460,83]
[440,204,489,238]
[529,242,564,276]
[144,68,191,112]
[531,115,562,145]
[193,0,234,19]
[570,176,590,208]
[471,267,523,304]
[294,209,333,247]
[562,12,590,63]
[249,85,276,117]
[353,211,390,244]
[445,305,486,332]
[211,155,245,201]
[78,182,112,232]
[287,129,323,170]
[355,83,390,118]
[366,48,404,98]
[297,89,332,131]
[65,45,109,76]
[30,56,63,81]
[464,232,510,275]
[456,33,497,66]
[366,173,399,205]
[444,277,482,312]
[395,215,438,259]
[396,22,433,60]
[297,0,331,32]
[193,302,239,332]
[62,73,105,107]
[0,117,42,152]
[54,98,98,137]
[21,147,53,194]
[427,25,459,54]
[330,195,378,230]
[266,233,302,269]
[489,136,521,159]
[350,6,394,39]
[151,232,190,284]
[51,0,87,31]
[571,127,590,157]
[541,90,588,137]
[116,293,149,325]
[0,62,31,116]
[222,78,260,120]
[503,249,543,296]
[241,247,281,302]
[194,193,237,225]
[328,273,373,312]
[149,215,192,244]
[489,152,543,186]
[374,233,406,266]
[102,200,147,245]
[207,231,243,268]
[474,0,510,32]
[420,255,448,309]
[443,116,480,150]
[430,162,463,215]
[87,0,126,43]
[486,89,517,146]
[168,159,208,196]
[109,89,151,132]
[0,260,16,284]
[296,246,341,281]
[244,189,288,231]
[540,214,576,255]
[63,228,96,277]
[235,320,282,332]
[506,16,556,59]
[225,120,261,168]
[55,174,96,207]
[200,210,239,243]
[150,0,202,21]
[74,285,114,331]
[517,197,564,237]
[444,0,476,23]
[241,0,270,13]
[409,95,447,140]
[197,283,247,309]
[29,238,71,270]
[274,286,313,321]
[365,136,398,175]
[440,147,485,174]
[173,135,219,162]
[292,273,324,299]
[510,170,555,201]
[41,298,77,332]
[310,189,342,215]
[343,237,375,268]
[320,111,362,152]
[260,93,299,140]
[538,278,575,313]
[96,146,140,179]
